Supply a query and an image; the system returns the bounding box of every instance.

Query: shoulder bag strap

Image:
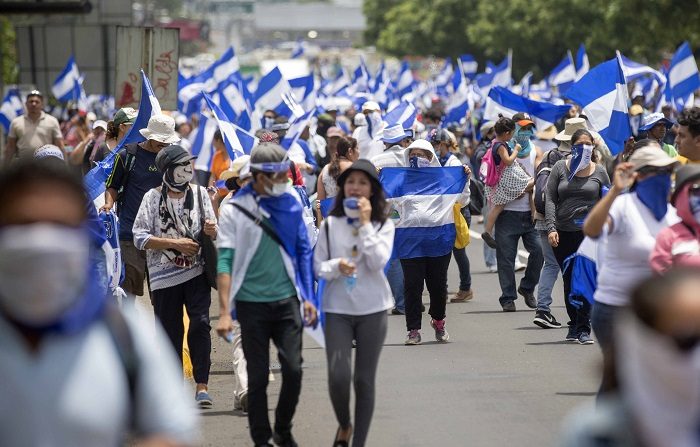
[231,202,284,247]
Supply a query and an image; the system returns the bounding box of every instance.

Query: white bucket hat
[139,114,180,144]
[382,123,411,144]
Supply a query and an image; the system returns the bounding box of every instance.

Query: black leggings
[401,253,452,331]
[551,230,591,334]
[151,273,212,384]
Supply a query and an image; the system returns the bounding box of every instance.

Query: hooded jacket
[649,183,700,273]
[402,143,471,206]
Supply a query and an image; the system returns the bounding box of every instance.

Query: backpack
[534,149,567,215]
[115,143,139,212]
[479,141,505,187]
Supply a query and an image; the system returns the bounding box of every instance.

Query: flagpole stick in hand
[303,300,318,328]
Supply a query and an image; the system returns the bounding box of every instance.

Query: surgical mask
[264,178,290,197]
[164,163,193,192]
[0,224,89,326]
[366,111,383,139]
[618,315,700,447]
[343,197,360,219]
[263,116,275,129]
[634,174,672,221]
[409,156,432,168]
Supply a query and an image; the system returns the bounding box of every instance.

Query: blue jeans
[536,230,560,313]
[452,207,472,291]
[494,211,543,305]
[386,258,404,312]
[481,202,497,267]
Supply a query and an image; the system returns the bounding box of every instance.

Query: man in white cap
[101,114,181,305]
[353,101,385,160]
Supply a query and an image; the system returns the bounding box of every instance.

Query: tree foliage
[0,17,18,86]
[364,0,700,79]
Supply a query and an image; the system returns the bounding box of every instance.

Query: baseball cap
[512,112,535,128]
[92,120,108,131]
[671,165,700,204]
[628,143,680,172]
[113,107,138,127]
[154,145,194,172]
[361,101,380,112]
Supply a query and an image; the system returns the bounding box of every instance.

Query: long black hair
[329,170,388,223]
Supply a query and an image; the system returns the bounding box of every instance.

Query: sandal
[332,425,352,447]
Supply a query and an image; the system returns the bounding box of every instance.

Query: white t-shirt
[595,193,680,306]
[504,149,537,212]
[0,307,199,446]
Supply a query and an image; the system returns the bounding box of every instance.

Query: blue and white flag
[178,47,240,115]
[616,51,666,85]
[434,58,454,91]
[291,40,305,59]
[52,55,83,103]
[203,92,257,160]
[444,60,470,125]
[351,59,371,94]
[281,110,317,167]
[289,74,316,111]
[476,52,512,97]
[548,52,577,96]
[394,61,415,99]
[515,71,533,97]
[575,44,590,81]
[565,236,606,305]
[0,89,23,132]
[484,86,572,129]
[85,70,161,201]
[459,54,478,80]
[203,46,240,92]
[565,58,631,154]
[255,67,303,119]
[383,100,417,130]
[379,167,467,259]
[668,41,700,107]
[190,112,219,172]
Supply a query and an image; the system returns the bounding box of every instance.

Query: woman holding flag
[314,159,394,447]
[544,129,610,345]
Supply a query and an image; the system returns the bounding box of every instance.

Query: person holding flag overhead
[314,159,394,447]
[132,144,217,407]
[392,139,470,345]
[544,129,610,344]
[215,143,318,447]
[101,114,181,306]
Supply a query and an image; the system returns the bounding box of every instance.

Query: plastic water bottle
[345,272,357,293]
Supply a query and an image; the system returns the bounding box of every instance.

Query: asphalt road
[138,223,601,447]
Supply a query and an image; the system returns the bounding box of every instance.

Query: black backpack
[534,149,567,215]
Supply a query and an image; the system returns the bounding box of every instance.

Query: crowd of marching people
[2,52,700,447]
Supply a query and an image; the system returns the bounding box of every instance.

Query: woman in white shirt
[583,140,679,393]
[314,159,395,447]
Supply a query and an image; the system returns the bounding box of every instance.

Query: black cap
[671,165,700,204]
[429,128,451,144]
[155,145,194,172]
[27,90,43,99]
[337,159,381,188]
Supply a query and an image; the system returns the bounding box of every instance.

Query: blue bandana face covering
[514,127,534,158]
[634,174,672,221]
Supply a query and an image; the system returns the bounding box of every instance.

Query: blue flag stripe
[380,167,467,198]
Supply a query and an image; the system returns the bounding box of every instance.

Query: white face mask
[343,197,360,219]
[618,315,700,447]
[264,180,290,197]
[172,164,194,184]
[0,224,89,326]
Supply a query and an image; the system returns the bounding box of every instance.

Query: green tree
[363,0,403,45]
[0,17,18,86]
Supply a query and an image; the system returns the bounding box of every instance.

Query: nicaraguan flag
[380,167,467,259]
[564,236,606,305]
[575,44,590,81]
[616,51,666,85]
[383,100,417,130]
[459,54,478,80]
[254,67,302,119]
[565,58,631,154]
[515,71,533,97]
[281,109,317,167]
[668,41,700,106]
[291,40,305,59]
[548,51,577,96]
[484,86,572,129]
[444,60,470,125]
[0,89,23,132]
[476,52,512,97]
[203,92,257,160]
[190,112,219,172]
[351,59,371,94]
[52,55,83,103]
[435,58,454,92]
[394,61,415,100]
[85,70,161,201]
[289,74,316,111]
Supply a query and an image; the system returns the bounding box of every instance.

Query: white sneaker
[515,259,527,272]
[487,265,498,273]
